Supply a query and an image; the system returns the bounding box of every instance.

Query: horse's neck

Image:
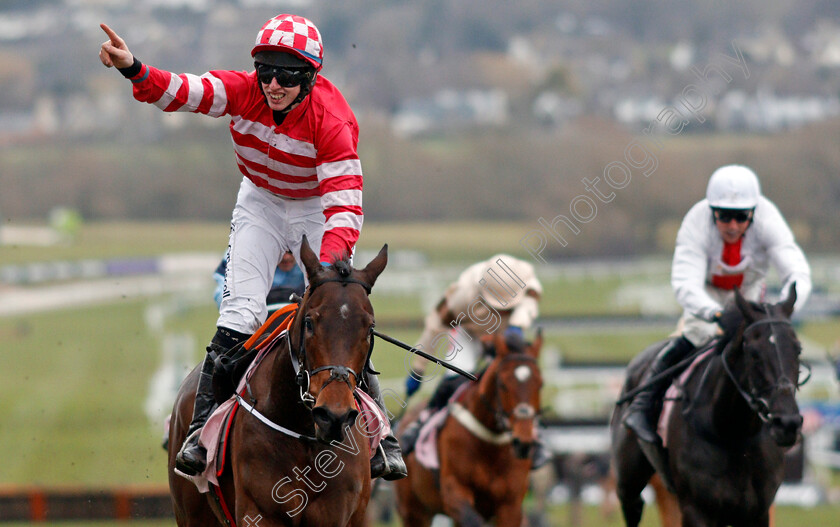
[254,339,313,426]
[460,367,502,432]
[698,352,763,441]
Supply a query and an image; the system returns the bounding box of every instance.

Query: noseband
[288,272,375,408]
[720,313,808,424]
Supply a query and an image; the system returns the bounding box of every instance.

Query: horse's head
[292,237,388,444]
[483,329,544,460]
[728,286,803,447]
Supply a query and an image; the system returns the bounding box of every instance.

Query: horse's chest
[465,454,528,502]
[676,441,781,513]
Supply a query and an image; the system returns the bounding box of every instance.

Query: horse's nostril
[344,409,360,430]
[513,441,534,459]
[312,407,332,430]
[772,414,803,432]
[312,406,359,441]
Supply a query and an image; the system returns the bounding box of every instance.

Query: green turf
[2,221,839,521]
[0,300,170,485]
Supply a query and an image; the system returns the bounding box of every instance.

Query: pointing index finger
[100,23,123,46]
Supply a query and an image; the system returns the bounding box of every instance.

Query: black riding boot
[175,328,248,476]
[622,336,695,444]
[364,372,408,481]
[174,348,220,476]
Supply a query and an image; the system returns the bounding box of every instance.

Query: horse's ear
[358,244,388,288]
[527,328,543,359]
[494,330,509,357]
[734,287,759,321]
[299,235,323,281]
[781,282,797,318]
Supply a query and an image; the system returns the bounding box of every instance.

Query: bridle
[480,353,540,434]
[288,271,376,409]
[720,310,809,424]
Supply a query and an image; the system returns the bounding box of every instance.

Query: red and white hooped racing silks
[252,14,324,70]
[124,65,363,264]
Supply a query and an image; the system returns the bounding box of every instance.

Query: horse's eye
[304,317,314,332]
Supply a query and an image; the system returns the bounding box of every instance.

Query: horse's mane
[503,331,528,354]
[712,297,778,354]
[712,302,744,354]
[332,257,353,279]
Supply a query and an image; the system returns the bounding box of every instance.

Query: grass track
[1,221,838,523]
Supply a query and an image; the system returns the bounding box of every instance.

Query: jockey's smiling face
[259,75,302,112]
[253,49,314,114]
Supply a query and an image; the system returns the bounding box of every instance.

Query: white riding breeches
[217,177,325,334]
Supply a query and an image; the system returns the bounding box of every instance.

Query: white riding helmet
[706,165,761,209]
[477,255,542,311]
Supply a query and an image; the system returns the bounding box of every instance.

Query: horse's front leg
[492,501,524,527]
[440,477,482,527]
[734,509,772,527]
[680,502,722,527]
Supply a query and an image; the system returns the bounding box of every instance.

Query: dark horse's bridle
[288,269,376,409]
[720,310,810,424]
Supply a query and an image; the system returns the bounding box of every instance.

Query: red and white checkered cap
[251,14,323,70]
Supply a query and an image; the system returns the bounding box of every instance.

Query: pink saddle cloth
[414,382,472,470]
[414,408,450,470]
[658,348,714,448]
[173,331,390,493]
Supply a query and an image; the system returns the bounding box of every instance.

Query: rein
[289,272,375,409]
[720,314,805,424]
[460,353,540,442]
[238,269,376,439]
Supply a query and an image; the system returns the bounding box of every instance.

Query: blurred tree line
[1,115,838,258]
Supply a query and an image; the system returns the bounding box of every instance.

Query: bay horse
[611,287,804,527]
[394,330,543,527]
[168,238,388,526]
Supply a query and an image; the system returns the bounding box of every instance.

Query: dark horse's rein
[720,315,810,423]
[616,316,811,407]
[615,349,707,405]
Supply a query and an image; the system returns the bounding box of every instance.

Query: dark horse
[611,287,804,527]
[394,330,543,527]
[168,238,388,526]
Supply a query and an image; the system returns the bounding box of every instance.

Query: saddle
[658,346,716,447]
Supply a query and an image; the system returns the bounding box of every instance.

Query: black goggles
[713,208,753,223]
[255,64,312,88]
